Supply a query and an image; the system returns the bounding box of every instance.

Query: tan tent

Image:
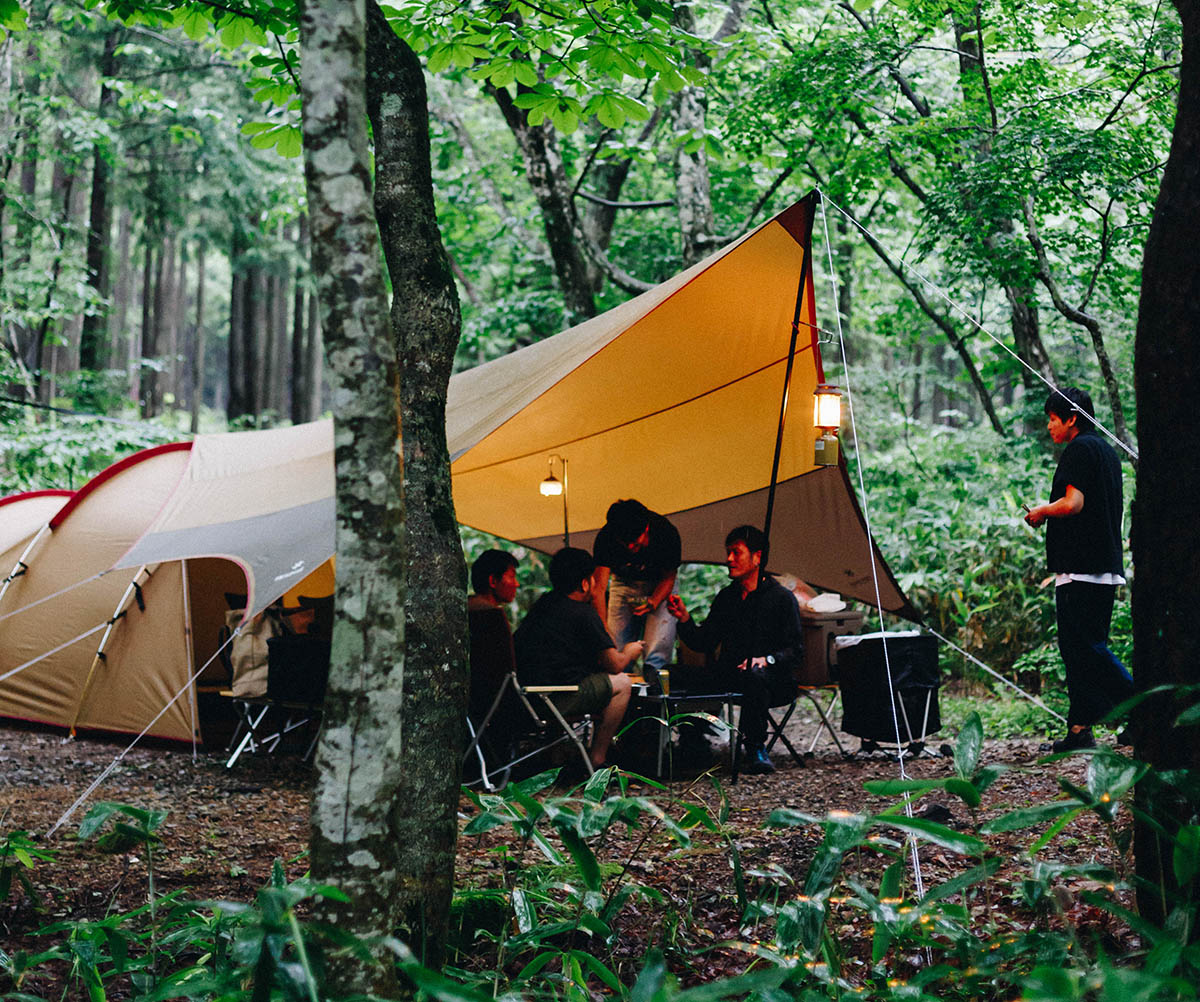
[447,194,915,618]
[0,425,335,743]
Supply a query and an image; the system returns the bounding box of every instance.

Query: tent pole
[0,523,52,613]
[67,565,151,738]
[763,204,817,568]
[180,559,199,760]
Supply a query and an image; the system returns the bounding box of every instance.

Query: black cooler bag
[833,632,940,744]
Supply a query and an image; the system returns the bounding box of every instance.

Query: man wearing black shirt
[592,499,682,688]
[515,548,643,768]
[1024,387,1133,752]
[666,525,803,774]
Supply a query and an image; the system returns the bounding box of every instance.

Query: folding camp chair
[463,607,593,790]
[766,685,850,760]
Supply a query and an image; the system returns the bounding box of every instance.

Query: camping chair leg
[536,695,593,779]
[801,687,848,757]
[226,702,271,768]
[765,700,805,765]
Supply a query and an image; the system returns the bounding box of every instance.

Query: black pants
[1055,581,1133,728]
[675,662,796,748]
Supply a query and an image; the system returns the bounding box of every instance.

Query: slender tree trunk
[108,208,132,372]
[307,279,323,418]
[228,257,247,421]
[250,264,268,423]
[136,240,154,411]
[490,82,596,322]
[952,16,1058,393]
[301,0,409,995]
[1132,0,1200,928]
[670,1,718,268]
[190,242,206,434]
[365,0,466,969]
[80,30,119,373]
[292,215,309,424]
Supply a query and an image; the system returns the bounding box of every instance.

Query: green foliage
[0,830,55,910]
[0,408,178,492]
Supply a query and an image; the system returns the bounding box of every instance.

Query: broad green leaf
[954,711,983,779]
[559,828,601,891]
[980,801,1076,833]
[863,778,944,797]
[944,777,982,809]
[1173,825,1200,885]
[274,127,302,158]
[181,9,210,42]
[510,887,535,934]
[875,815,984,855]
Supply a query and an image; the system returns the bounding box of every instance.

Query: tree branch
[574,191,674,209]
[1021,196,1131,450]
[820,184,1005,436]
[837,1,930,117]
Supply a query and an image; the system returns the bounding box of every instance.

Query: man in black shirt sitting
[666,525,803,775]
[515,548,643,769]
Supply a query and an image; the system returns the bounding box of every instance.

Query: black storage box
[833,632,940,745]
[267,634,331,704]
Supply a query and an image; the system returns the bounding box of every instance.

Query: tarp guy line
[819,191,930,906]
[48,629,238,838]
[925,625,1066,724]
[817,191,1138,463]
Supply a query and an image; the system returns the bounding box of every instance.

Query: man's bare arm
[598,640,643,674]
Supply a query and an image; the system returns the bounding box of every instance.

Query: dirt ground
[0,706,1133,994]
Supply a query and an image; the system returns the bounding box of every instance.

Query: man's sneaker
[1051,727,1095,753]
[742,746,775,775]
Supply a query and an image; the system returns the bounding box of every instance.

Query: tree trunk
[951,16,1058,394]
[109,208,132,373]
[80,29,119,374]
[671,1,717,268]
[250,263,268,422]
[300,0,409,996]
[307,277,323,418]
[137,240,154,412]
[490,82,596,322]
[291,214,309,425]
[1132,0,1200,928]
[364,0,466,970]
[228,255,247,421]
[190,242,206,434]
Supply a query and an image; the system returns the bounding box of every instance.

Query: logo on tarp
[274,560,307,582]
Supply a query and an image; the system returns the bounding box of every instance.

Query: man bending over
[515,548,643,769]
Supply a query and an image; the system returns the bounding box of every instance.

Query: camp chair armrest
[523,685,580,693]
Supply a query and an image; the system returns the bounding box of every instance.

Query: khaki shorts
[550,672,613,716]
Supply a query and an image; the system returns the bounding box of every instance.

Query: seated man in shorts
[514,547,643,769]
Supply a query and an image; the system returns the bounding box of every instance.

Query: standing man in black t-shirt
[515,548,643,768]
[1024,387,1133,752]
[591,499,682,689]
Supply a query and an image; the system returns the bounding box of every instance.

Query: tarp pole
[763,202,817,566]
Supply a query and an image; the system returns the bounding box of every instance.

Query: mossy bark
[365,0,467,971]
[299,0,408,996]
